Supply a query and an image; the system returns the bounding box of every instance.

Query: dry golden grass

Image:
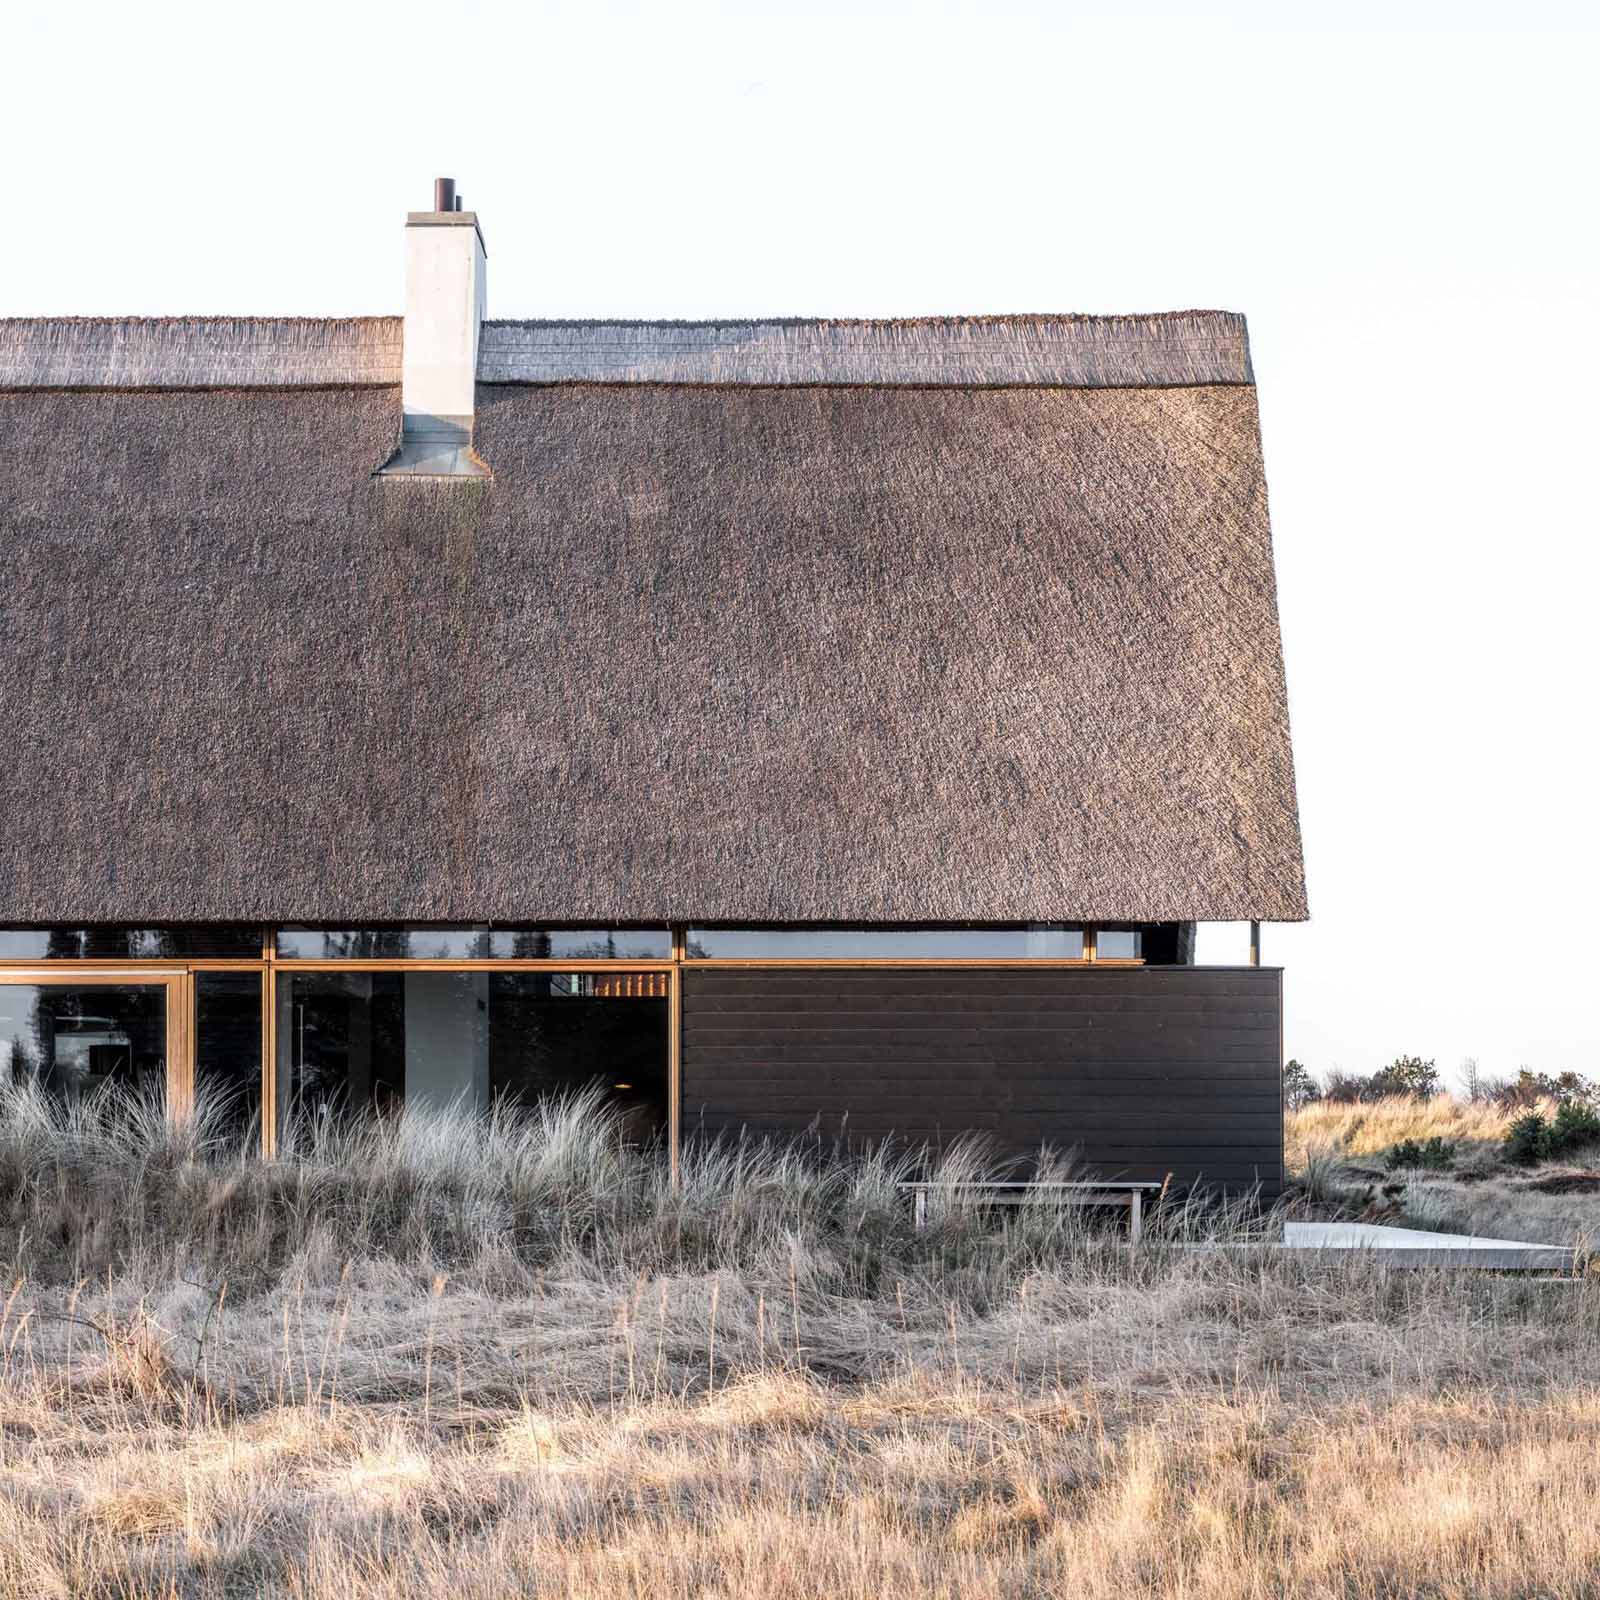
[4,1086,1600,1595]
[9,1338,1600,1598]
[1286,1092,1524,1169]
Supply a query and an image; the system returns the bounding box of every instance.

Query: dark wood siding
[681,967,1283,1194]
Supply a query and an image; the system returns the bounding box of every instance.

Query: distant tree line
[1282,1058,1597,1111]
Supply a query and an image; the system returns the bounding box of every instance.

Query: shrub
[1552,1071,1595,1106]
[1551,1100,1600,1149]
[1282,1059,1321,1111]
[1504,1113,1552,1167]
[1366,1056,1439,1101]
[1316,1059,1439,1105]
[1501,1100,1600,1167]
[1383,1136,1455,1172]
[1321,1070,1369,1105]
[1493,1068,1598,1111]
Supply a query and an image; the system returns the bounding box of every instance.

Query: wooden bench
[900,1180,1166,1242]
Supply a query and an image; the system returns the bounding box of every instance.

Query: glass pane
[195,972,262,1141]
[0,925,261,958]
[0,984,167,1105]
[277,929,489,959]
[484,930,672,960]
[1097,929,1143,959]
[276,928,671,960]
[275,970,667,1141]
[684,927,1086,958]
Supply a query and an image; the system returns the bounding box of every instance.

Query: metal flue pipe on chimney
[377,178,489,476]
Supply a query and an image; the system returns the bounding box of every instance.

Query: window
[275,969,668,1141]
[194,972,262,1139]
[0,926,262,959]
[0,983,169,1104]
[275,928,672,960]
[1096,929,1143,960]
[487,930,672,961]
[685,927,1087,958]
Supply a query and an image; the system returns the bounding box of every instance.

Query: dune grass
[1285,1091,1522,1170]
[4,1083,1600,1597]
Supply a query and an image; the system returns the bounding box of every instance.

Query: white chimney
[380,177,489,477]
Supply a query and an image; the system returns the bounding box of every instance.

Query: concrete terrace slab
[1283,1221,1575,1271]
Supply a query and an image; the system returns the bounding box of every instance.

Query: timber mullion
[261,971,277,1159]
[668,969,683,1188]
[261,925,276,1157]
[171,972,194,1121]
[669,926,685,1187]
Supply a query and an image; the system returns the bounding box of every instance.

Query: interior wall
[404,971,490,1112]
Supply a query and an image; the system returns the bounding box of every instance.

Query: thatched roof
[0,317,1305,923]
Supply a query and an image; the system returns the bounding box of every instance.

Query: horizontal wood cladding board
[682,1034,1279,1061]
[687,1098,1282,1126]
[683,1045,1281,1073]
[681,1072,1283,1100]
[688,995,1283,1016]
[686,971,1279,994]
[682,966,1282,1192]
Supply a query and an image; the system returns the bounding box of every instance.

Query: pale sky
[7,0,1597,1083]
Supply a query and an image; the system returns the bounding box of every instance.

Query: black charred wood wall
[681,966,1283,1194]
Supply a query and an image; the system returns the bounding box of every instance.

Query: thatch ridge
[0,382,1304,922]
[480,310,1240,330]
[0,311,1251,391]
[477,312,1252,387]
[0,317,403,389]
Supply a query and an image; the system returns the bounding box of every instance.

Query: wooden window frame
[0,967,192,1114]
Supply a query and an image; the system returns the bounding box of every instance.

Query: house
[0,181,1306,1193]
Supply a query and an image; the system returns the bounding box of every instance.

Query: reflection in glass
[0,984,167,1104]
[195,972,262,1140]
[276,970,667,1142]
[277,929,488,959]
[684,927,1087,958]
[1097,929,1144,959]
[484,930,671,960]
[0,926,261,959]
[275,928,671,960]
